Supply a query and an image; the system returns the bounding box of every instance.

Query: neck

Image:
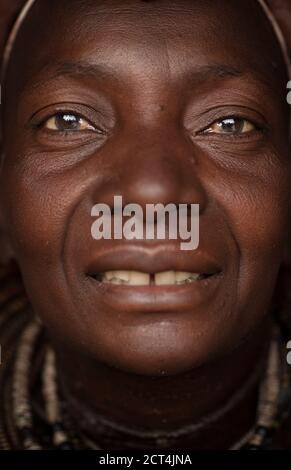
[52,316,272,450]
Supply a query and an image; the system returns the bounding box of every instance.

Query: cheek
[235,185,288,274]
[3,151,290,301]
[215,166,290,326]
[2,164,86,266]
[0,166,93,349]
[1,141,290,371]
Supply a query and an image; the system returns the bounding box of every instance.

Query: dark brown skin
[1,0,291,449]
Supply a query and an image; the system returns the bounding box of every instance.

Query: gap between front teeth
[98,271,203,285]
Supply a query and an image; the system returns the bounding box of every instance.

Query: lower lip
[87,272,223,314]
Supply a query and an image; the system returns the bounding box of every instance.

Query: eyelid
[184,104,270,137]
[29,103,110,135]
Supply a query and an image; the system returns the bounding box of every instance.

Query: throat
[53,323,271,450]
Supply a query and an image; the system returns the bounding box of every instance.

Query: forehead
[4,0,288,103]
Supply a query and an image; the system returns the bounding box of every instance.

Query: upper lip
[85,243,223,277]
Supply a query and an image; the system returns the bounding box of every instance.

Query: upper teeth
[96,271,202,285]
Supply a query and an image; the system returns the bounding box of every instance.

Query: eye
[44,113,96,132]
[203,117,256,135]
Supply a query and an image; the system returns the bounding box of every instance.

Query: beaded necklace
[0,262,291,450]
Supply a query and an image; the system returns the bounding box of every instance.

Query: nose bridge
[115,125,208,211]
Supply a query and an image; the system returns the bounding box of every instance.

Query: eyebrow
[22,61,243,93]
[49,62,243,79]
[186,64,243,81]
[45,61,112,80]
[22,61,114,93]
[21,60,276,101]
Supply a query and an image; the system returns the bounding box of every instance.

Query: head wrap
[257,0,291,77]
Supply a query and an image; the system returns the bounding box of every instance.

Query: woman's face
[1,0,290,376]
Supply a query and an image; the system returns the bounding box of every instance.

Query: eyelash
[198,115,265,139]
[34,111,99,134]
[33,111,266,143]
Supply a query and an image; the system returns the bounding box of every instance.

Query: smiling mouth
[90,270,216,286]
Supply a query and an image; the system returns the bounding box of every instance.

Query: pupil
[221,117,242,133]
[56,114,79,130]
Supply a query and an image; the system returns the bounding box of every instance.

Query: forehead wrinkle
[81,3,205,17]
[4,0,288,124]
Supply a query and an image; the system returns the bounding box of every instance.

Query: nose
[94,125,209,214]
